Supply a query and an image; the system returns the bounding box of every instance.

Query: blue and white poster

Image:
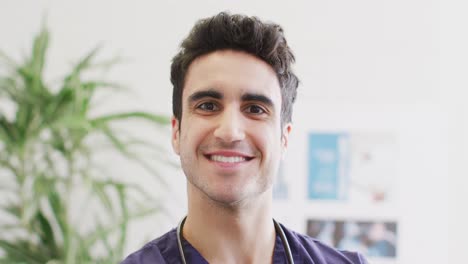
[307,133,350,200]
[308,132,397,203]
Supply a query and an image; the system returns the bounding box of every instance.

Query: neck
[182,185,276,264]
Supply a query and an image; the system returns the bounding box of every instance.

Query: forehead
[183,50,281,101]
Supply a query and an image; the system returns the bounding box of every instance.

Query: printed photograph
[306,219,398,258]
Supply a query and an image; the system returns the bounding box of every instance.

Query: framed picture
[306,218,398,259]
[307,132,397,203]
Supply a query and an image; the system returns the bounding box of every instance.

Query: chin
[205,191,248,207]
[205,187,270,209]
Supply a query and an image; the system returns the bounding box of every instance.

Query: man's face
[171,50,291,206]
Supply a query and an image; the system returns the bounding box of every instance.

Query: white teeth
[210,155,246,163]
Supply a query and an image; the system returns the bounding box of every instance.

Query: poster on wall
[307,133,349,200]
[307,132,397,203]
[306,218,398,260]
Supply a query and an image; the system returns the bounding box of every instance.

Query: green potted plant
[0,27,170,263]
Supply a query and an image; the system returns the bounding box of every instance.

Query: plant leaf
[64,46,101,84]
[91,111,170,127]
[30,27,49,79]
[0,240,45,264]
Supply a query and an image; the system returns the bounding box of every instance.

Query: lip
[203,150,254,169]
[204,150,254,158]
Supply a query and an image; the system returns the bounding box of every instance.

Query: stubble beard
[182,159,274,211]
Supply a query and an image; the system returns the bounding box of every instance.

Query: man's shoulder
[120,229,178,264]
[282,225,368,264]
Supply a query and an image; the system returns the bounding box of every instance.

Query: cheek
[255,126,282,159]
[179,118,209,152]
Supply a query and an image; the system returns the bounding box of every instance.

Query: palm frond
[91,111,170,126]
[0,240,46,264]
[30,27,49,78]
[0,26,172,263]
[64,46,101,83]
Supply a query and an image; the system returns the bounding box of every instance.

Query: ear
[281,123,292,158]
[171,117,180,155]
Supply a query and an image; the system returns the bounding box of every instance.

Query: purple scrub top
[121,222,368,264]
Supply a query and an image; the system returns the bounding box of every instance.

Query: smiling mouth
[205,154,254,163]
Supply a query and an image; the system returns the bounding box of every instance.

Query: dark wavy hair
[171,12,299,126]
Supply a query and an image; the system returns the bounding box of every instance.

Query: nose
[213,107,245,143]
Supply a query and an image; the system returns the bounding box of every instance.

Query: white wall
[1,0,466,263]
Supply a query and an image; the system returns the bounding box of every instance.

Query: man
[122,12,367,264]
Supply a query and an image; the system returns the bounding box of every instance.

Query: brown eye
[197,102,218,111]
[246,105,266,114]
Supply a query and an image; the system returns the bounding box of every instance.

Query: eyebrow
[188,90,223,103]
[241,93,274,108]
